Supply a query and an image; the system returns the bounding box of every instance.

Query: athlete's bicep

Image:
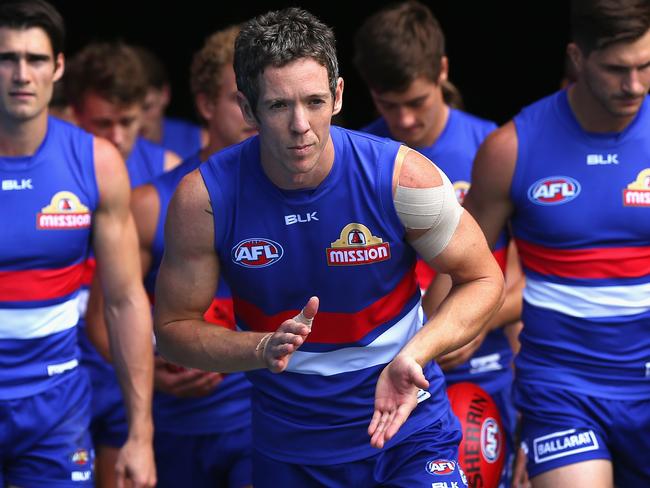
[154,170,218,328]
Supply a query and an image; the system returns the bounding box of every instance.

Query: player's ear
[237,92,259,127]
[333,77,344,116]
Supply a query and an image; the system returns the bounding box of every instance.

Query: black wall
[51,1,570,128]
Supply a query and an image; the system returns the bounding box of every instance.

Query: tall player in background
[135,44,207,159]
[130,24,256,488]
[464,0,650,485]
[65,41,179,487]
[0,1,155,486]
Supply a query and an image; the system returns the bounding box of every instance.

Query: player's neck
[567,82,638,134]
[0,111,48,157]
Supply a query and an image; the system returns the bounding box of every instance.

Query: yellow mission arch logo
[37,191,92,229]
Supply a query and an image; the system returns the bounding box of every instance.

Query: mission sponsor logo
[232,238,284,268]
[533,429,599,464]
[453,180,470,204]
[528,176,581,205]
[37,191,91,229]
[326,223,390,266]
[623,168,650,207]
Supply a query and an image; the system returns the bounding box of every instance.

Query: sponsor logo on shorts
[47,358,79,376]
[232,238,284,268]
[37,191,92,229]
[426,459,456,475]
[326,223,390,266]
[481,417,501,463]
[527,176,581,206]
[623,169,650,207]
[453,181,470,204]
[533,428,599,464]
[431,483,461,488]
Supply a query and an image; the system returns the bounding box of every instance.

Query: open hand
[368,355,429,449]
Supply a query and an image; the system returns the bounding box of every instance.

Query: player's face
[75,92,143,160]
[581,28,650,119]
[140,87,167,139]
[370,76,445,148]
[205,66,257,148]
[0,27,63,124]
[241,58,343,189]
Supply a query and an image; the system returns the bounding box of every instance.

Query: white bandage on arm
[394,170,463,261]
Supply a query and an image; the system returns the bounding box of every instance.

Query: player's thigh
[531,459,613,488]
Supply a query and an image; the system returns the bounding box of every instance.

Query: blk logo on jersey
[623,168,650,207]
[527,176,581,206]
[2,178,33,190]
[426,459,456,476]
[37,191,91,229]
[326,223,391,266]
[586,153,618,165]
[453,181,470,204]
[232,238,284,268]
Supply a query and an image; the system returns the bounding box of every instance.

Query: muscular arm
[92,138,155,486]
[369,148,505,448]
[399,149,506,363]
[153,170,312,373]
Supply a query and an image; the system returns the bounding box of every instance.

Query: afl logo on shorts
[527,176,581,205]
[425,459,456,475]
[232,238,284,268]
[481,417,502,463]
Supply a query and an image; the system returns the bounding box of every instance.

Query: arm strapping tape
[394,170,463,261]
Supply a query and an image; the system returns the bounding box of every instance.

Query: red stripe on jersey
[0,262,86,301]
[233,266,418,344]
[516,238,650,279]
[493,246,507,274]
[204,297,236,330]
[80,257,96,286]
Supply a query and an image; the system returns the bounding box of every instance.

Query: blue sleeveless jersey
[511,90,650,400]
[126,136,167,188]
[200,126,451,464]
[161,117,203,160]
[363,111,513,393]
[146,152,251,434]
[0,117,98,399]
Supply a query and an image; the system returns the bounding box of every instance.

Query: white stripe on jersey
[285,301,423,376]
[524,278,650,318]
[0,296,80,339]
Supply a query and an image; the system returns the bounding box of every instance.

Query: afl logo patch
[426,459,456,475]
[232,238,284,268]
[527,176,581,205]
[481,417,502,463]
